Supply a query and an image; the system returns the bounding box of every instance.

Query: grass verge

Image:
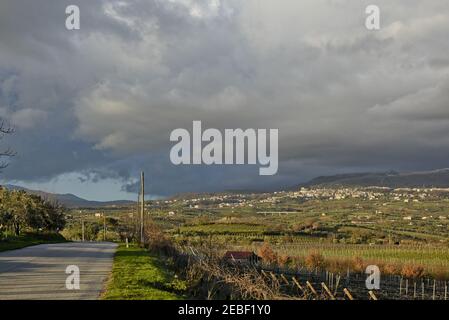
[102,244,186,300]
[0,232,68,252]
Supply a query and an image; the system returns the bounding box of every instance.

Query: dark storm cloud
[1,0,449,196]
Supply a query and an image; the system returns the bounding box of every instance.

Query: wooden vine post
[321,282,336,300]
[306,281,319,298]
[343,288,354,300]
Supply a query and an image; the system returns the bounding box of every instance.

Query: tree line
[0,187,66,236]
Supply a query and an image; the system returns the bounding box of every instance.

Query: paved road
[0,242,117,300]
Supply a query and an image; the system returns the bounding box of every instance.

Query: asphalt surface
[0,242,118,300]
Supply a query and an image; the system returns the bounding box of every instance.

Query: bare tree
[0,119,15,170]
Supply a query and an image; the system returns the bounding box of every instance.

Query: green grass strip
[102,244,185,300]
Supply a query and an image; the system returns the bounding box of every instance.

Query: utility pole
[103,214,106,241]
[136,191,140,241]
[140,171,145,244]
[81,219,85,242]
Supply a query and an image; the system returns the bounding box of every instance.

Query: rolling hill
[298,168,449,189]
[2,185,134,208]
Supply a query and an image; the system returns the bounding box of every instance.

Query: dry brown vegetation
[143,221,293,299]
[140,220,448,300]
[185,256,289,300]
[304,251,327,270]
[400,264,425,279]
[258,243,277,264]
[258,246,442,280]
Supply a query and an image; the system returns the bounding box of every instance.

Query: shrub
[258,243,277,264]
[144,220,175,256]
[305,251,327,270]
[401,264,425,279]
[351,256,365,273]
[382,263,400,275]
[431,267,449,281]
[277,254,290,267]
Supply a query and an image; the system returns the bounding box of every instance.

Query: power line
[140,171,145,244]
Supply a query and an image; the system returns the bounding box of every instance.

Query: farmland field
[233,243,449,275]
[64,187,449,299]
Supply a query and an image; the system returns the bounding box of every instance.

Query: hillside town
[152,187,449,210]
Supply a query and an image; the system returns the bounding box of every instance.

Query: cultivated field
[62,187,449,299]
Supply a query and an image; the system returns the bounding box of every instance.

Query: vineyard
[175,245,449,300]
[259,267,448,300]
[64,187,449,300]
[231,243,449,278]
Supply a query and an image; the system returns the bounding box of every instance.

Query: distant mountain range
[2,185,135,208]
[4,168,449,206]
[298,168,449,189]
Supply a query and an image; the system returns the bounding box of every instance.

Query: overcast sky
[1,0,449,200]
